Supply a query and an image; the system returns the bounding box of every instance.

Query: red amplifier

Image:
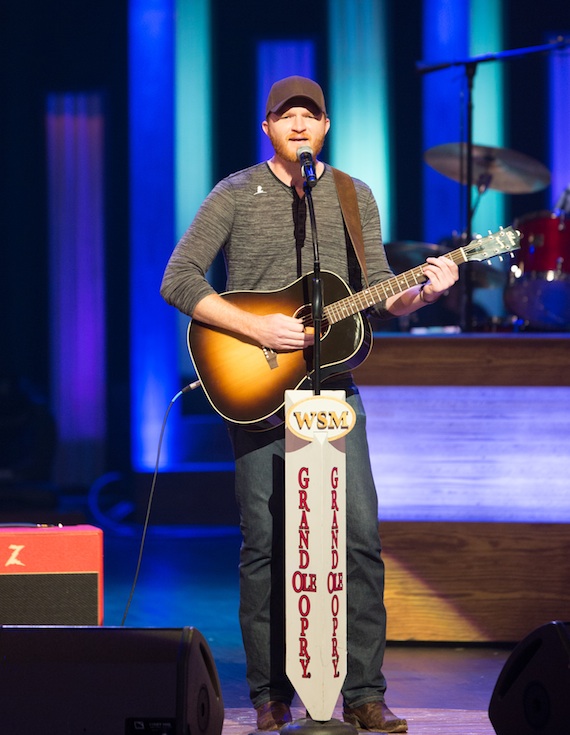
[0,524,103,625]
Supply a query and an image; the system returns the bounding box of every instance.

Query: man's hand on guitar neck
[421,254,459,301]
[386,254,459,316]
[192,292,314,351]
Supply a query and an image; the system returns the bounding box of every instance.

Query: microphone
[297,146,317,188]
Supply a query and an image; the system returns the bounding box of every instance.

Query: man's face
[262,105,330,163]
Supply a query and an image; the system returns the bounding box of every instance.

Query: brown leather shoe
[343,701,408,733]
[256,701,293,731]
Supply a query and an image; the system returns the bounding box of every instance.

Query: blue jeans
[228,388,387,709]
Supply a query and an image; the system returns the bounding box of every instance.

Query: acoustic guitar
[187,227,520,428]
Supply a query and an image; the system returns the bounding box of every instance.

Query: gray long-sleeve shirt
[161,162,393,318]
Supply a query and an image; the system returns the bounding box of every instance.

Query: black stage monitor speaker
[488,620,570,735]
[0,625,224,735]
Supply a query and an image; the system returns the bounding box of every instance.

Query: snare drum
[513,210,570,274]
[504,211,570,328]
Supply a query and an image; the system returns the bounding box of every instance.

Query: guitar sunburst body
[188,271,371,427]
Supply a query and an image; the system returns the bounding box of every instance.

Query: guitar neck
[324,246,468,325]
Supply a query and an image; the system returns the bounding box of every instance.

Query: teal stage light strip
[176,0,212,237]
[174,0,212,388]
[328,0,392,240]
[469,0,505,238]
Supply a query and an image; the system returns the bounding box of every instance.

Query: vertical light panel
[422,0,469,244]
[176,0,212,236]
[46,93,106,485]
[470,0,505,237]
[328,0,393,240]
[129,0,178,470]
[469,0,505,319]
[422,0,504,241]
[175,0,212,379]
[256,41,316,164]
[549,38,570,207]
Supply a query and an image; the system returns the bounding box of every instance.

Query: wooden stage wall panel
[357,333,570,386]
[381,520,570,643]
[356,334,570,642]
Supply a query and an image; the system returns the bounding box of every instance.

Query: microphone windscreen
[296,146,313,160]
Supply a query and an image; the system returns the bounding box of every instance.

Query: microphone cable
[120,380,201,626]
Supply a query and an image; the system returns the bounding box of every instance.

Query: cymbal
[424,143,551,194]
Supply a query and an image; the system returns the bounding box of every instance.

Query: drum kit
[387,142,570,331]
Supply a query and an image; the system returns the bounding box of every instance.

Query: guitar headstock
[464,226,521,262]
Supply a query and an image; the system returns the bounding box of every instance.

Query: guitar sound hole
[294,304,330,339]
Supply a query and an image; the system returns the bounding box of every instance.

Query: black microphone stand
[303,179,322,395]
[417,36,569,332]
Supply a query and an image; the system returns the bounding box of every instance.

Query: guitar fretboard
[324,247,467,325]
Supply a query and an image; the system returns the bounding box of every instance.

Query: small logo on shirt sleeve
[254,185,267,195]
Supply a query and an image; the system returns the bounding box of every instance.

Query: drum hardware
[554,183,570,214]
[418,39,568,331]
[424,143,552,330]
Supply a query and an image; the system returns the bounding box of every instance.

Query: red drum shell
[505,211,570,328]
[514,210,570,274]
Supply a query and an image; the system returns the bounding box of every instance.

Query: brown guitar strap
[331,166,369,287]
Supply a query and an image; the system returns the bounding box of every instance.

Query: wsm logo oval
[286,394,356,442]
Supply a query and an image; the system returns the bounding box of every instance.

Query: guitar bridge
[262,346,278,370]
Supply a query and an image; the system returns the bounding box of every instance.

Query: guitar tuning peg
[499,256,504,262]
[510,252,515,258]
[475,233,482,239]
[488,229,493,235]
[487,259,492,265]
[499,225,504,230]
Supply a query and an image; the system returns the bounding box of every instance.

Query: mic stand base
[280,717,358,735]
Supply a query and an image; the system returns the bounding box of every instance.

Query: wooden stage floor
[219,643,509,734]
[223,706,496,735]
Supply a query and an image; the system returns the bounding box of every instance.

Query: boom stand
[280,179,356,735]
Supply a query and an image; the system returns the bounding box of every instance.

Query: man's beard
[267,130,326,163]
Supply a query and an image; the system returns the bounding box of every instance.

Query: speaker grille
[0,573,99,625]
